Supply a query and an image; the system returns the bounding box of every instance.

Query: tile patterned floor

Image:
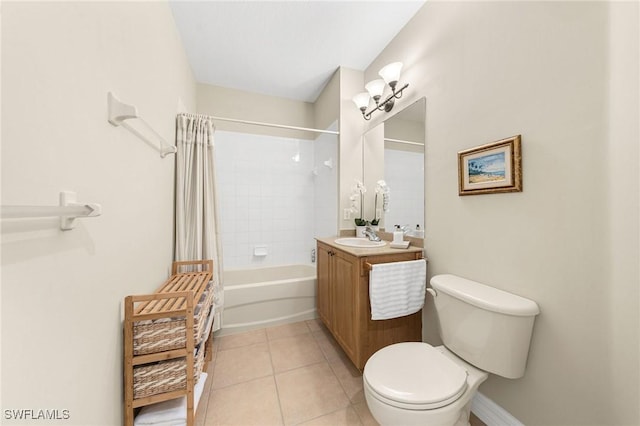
[195,319,486,426]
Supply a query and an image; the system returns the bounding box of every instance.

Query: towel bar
[108,92,177,158]
[1,191,101,230]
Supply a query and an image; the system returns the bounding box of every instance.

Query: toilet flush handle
[426,288,437,298]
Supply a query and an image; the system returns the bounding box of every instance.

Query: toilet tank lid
[430,274,540,316]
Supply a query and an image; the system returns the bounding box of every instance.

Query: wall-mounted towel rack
[108,92,177,158]
[1,191,101,230]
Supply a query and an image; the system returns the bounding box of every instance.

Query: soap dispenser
[393,225,404,244]
[390,225,410,249]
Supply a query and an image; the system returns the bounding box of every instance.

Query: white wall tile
[216,130,337,269]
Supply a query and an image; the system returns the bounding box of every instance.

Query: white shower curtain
[175,113,223,332]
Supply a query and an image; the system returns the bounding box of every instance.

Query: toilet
[363,274,540,426]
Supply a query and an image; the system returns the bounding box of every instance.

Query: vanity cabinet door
[331,249,358,362]
[316,243,332,328]
[316,240,423,371]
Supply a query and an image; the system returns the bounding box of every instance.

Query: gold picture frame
[458,135,522,196]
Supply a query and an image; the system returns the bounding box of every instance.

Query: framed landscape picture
[458,135,522,196]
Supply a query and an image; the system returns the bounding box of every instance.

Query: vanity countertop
[316,236,424,258]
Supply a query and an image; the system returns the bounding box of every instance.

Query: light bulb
[379,62,403,87]
[352,92,371,110]
[365,79,386,102]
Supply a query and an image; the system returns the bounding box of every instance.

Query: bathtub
[218,264,317,336]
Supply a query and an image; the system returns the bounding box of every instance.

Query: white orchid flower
[375,180,389,194]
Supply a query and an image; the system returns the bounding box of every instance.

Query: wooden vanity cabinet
[316,240,423,370]
[329,248,359,362]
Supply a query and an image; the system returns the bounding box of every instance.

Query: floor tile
[211,342,272,389]
[352,401,379,426]
[196,320,456,426]
[313,330,344,362]
[305,318,324,333]
[310,320,333,338]
[266,321,311,341]
[329,355,365,404]
[269,333,325,372]
[299,407,363,426]
[217,328,267,351]
[275,362,351,425]
[204,321,452,426]
[205,376,283,426]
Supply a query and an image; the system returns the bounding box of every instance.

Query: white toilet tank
[430,274,540,379]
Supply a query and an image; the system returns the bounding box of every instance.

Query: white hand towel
[369,259,427,320]
[134,372,208,426]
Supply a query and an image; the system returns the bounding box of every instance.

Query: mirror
[363,97,425,236]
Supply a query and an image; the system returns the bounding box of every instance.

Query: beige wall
[605,2,640,424]
[1,2,196,424]
[338,67,366,231]
[314,68,340,132]
[356,1,639,425]
[196,83,317,139]
[385,116,424,146]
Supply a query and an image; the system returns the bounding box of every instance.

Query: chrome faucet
[363,226,381,242]
[398,224,411,235]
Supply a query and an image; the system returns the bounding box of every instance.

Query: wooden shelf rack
[123,260,214,426]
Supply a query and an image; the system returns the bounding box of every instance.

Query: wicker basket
[133,345,206,399]
[132,282,214,355]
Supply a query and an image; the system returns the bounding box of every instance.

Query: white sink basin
[334,238,386,248]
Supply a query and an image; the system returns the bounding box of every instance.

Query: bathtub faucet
[363,226,381,242]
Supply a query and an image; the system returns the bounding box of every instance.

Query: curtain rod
[385,137,423,146]
[199,114,339,136]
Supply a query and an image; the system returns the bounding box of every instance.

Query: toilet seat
[364,342,468,410]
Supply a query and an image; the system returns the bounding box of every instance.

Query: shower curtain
[175,113,223,332]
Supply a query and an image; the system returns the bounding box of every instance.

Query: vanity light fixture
[352,62,409,121]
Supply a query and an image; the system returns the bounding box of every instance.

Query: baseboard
[471,392,524,426]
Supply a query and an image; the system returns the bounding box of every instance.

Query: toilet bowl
[363,343,488,426]
[363,274,540,426]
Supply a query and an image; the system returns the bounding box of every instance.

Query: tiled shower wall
[216,128,338,269]
[312,129,338,242]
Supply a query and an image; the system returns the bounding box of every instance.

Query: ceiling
[169,1,426,103]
